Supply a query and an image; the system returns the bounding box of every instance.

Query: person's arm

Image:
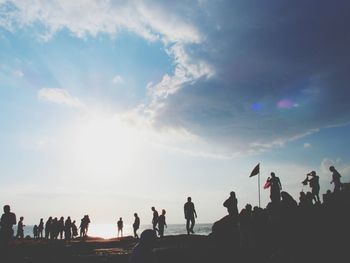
[278,179,282,190]
[194,205,197,218]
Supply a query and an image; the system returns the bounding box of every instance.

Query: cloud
[13,69,23,78]
[0,0,202,43]
[38,88,83,108]
[303,143,312,149]
[144,1,350,155]
[3,0,350,157]
[112,75,123,85]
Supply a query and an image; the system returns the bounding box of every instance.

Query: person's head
[187,197,192,202]
[20,216,24,221]
[73,220,76,224]
[310,171,316,176]
[3,205,10,213]
[162,209,166,215]
[329,166,335,172]
[230,191,236,198]
[134,213,138,217]
[40,218,43,221]
[138,229,157,249]
[120,217,122,221]
[245,204,252,211]
[151,206,155,211]
[271,172,276,177]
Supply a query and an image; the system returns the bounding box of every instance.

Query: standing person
[45,217,52,239]
[33,225,38,239]
[151,207,159,233]
[80,217,85,237]
[64,216,72,241]
[330,166,342,193]
[267,172,282,203]
[16,216,25,238]
[117,217,123,237]
[0,205,17,256]
[133,213,140,238]
[58,217,64,239]
[223,191,238,216]
[71,220,78,239]
[84,215,91,236]
[38,218,44,238]
[184,197,197,235]
[307,171,320,203]
[158,210,167,238]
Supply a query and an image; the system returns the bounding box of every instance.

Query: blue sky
[1,0,350,225]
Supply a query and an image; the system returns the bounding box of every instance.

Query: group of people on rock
[1,164,348,260]
[3,214,91,242]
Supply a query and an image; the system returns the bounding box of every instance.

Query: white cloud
[112,75,123,85]
[303,143,312,148]
[38,88,83,108]
[0,0,202,43]
[13,69,24,78]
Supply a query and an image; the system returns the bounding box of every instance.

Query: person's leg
[190,218,195,233]
[186,219,190,234]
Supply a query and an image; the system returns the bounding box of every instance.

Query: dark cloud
[152,0,350,154]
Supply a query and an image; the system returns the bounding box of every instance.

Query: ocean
[14,223,213,239]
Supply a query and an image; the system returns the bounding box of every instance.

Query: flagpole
[258,172,261,208]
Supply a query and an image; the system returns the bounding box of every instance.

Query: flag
[249,163,260,177]
[263,181,271,189]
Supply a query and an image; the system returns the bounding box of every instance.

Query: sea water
[15,223,212,239]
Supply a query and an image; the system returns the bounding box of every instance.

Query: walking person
[330,166,342,193]
[184,197,197,235]
[133,213,140,238]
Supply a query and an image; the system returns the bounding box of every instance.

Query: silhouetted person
[80,215,90,237]
[239,204,253,249]
[117,217,123,237]
[58,217,64,239]
[64,216,72,241]
[158,209,167,238]
[299,191,308,208]
[0,204,16,255]
[33,225,38,239]
[306,171,320,203]
[71,220,78,238]
[223,191,238,216]
[151,207,159,233]
[133,213,140,238]
[267,172,282,203]
[184,197,197,235]
[16,216,25,238]
[330,166,342,193]
[45,217,52,239]
[38,218,44,238]
[52,217,58,239]
[129,229,157,263]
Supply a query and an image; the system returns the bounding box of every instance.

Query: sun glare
[71,113,146,177]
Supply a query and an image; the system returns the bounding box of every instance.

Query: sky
[1,0,350,226]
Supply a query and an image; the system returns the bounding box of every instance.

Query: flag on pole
[249,163,260,177]
[263,180,271,189]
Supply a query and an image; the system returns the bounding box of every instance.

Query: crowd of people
[1,165,349,261]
